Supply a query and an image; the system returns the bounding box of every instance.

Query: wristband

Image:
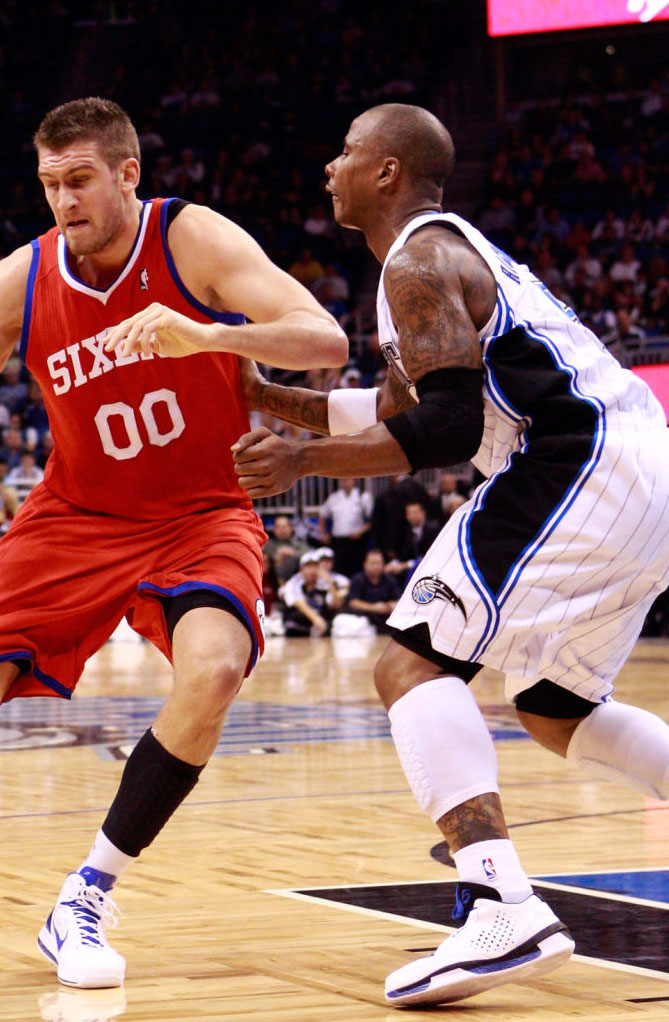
[328,386,379,435]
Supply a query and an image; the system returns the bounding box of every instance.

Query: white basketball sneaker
[38,869,125,988]
[385,891,574,1007]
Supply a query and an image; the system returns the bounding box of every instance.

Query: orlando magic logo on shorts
[411,575,467,620]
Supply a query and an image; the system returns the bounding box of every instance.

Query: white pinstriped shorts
[387,425,669,703]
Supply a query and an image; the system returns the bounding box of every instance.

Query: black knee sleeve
[102,729,205,857]
[515,678,598,719]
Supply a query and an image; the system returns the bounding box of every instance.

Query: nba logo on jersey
[140,268,149,290]
[482,857,497,881]
[256,598,267,639]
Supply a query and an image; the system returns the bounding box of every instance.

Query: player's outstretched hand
[232,427,301,498]
[104,303,214,359]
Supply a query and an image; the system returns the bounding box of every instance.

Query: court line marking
[534,877,669,911]
[0,787,412,822]
[266,885,669,982]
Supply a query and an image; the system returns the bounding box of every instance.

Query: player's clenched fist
[232,427,302,498]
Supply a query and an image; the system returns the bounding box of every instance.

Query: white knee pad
[567,701,669,800]
[388,677,499,823]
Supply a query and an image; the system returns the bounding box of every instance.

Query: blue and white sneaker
[385,891,574,1007]
[38,869,125,988]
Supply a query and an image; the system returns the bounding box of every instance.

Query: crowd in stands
[260,471,474,638]
[479,84,669,360]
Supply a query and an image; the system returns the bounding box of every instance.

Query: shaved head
[364,104,455,194]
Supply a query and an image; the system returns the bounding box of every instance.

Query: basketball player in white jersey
[233,104,669,1007]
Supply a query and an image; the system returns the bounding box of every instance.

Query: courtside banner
[631,364,669,425]
[488,0,669,36]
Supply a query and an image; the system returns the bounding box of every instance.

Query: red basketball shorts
[0,484,266,702]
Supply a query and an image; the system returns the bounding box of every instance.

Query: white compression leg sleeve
[566,701,669,800]
[388,677,499,823]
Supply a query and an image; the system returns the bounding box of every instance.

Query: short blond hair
[33,97,140,168]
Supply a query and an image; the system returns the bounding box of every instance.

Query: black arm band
[384,367,484,471]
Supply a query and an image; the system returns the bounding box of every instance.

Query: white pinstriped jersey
[378,213,669,701]
[377,212,667,477]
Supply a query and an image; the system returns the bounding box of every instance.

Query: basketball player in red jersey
[0,97,347,989]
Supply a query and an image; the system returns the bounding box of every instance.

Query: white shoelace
[67,883,122,945]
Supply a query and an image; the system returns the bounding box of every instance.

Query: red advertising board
[632,364,669,424]
[488,0,669,36]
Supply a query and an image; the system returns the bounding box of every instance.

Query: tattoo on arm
[388,369,416,413]
[261,383,330,434]
[436,793,509,852]
[384,240,483,382]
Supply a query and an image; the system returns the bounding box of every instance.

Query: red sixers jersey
[21,198,253,519]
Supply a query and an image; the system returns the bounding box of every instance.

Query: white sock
[388,676,499,822]
[79,828,137,884]
[567,701,669,800]
[454,838,533,903]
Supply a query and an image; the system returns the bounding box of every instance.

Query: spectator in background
[640,79,665,119]
[0,357,28,412]
[345,549,400,634]
[22,377,49,438]
[370,474,432,562]
[37,430,54,470]
[647,278,669,334]
[355,332,385,387]
[263,514,309,585]
[610,243,642,285]
[533,249,563,292]
[535,205,570,248]
[5,448,44,504]
[288,248,325,289]
[0,425,25,469]
[8,411,39,454]
[625,208,654,244]
[302,203,334,245]
[601,309,646,358]
[339,366,362,388]
[656,204,669,244]
[0,456,19,533]
[280,550,336,637]
[172,148,206,199]
[436,472,469,524]
[317,281,350,325]
[315,546,350,607]
[386,501,442,584]
[564,246,603,290]
[318,477,372,578]
[261,550,279,617]
[312,263,350,305]
[477,195,516,247]
[592,208,625,244]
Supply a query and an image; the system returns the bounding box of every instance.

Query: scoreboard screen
[488,1,669,36]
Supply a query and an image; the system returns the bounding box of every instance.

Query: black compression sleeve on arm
[384,367,484,471]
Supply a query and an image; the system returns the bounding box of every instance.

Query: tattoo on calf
[436,792,508,851]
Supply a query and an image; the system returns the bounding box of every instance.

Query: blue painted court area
[537,869,669,904]
[0,695,529,755]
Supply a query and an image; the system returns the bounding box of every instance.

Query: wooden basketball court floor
[1,631,668,1021]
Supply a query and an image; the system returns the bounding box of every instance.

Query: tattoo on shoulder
[384,241,482,381]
